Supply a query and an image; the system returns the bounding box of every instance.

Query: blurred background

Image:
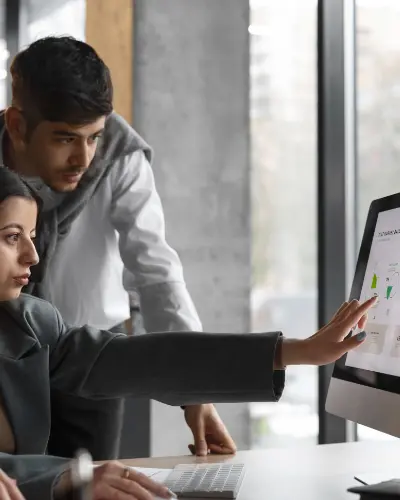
[3,0,400,455]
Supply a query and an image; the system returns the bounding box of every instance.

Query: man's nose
[71,144,92,169]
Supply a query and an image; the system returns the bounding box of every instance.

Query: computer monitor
[326,192,400,438]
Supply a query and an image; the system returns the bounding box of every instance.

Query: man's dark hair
[10,36,113,128]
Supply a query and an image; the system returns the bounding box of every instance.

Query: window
[0,0,6,108]
[250,0,318,448]
[356,0,400,441]
[25,0,85,44]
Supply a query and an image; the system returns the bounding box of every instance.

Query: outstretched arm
[49,297,376,406]
[49,309,284,405]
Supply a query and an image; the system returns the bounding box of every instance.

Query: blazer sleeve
[0,452,69,500]
[48,304,285,406]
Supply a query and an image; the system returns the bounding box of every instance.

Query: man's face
[18,116,106,192]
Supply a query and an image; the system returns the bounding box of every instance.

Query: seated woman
[0,167,373,500]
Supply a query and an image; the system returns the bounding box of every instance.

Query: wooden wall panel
[86,0,133,123]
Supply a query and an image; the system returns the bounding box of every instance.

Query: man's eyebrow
[52,128,104,138]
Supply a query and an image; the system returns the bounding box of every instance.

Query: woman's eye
[6,233,20,244]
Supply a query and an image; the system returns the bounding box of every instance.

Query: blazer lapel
[0,346,51,454]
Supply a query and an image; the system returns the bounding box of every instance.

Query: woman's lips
[13,274,30,286]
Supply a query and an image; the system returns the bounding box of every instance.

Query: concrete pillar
[133,0,251,455]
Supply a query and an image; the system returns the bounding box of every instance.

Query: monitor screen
[327,192,400,434]
[345,206,400,377]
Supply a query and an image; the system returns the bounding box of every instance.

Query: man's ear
[5,106,28,149]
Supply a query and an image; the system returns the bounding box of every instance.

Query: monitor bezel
[331,192,400,396]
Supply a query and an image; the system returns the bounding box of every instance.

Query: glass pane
[0,0,7,109]
[250,0,318,448]
[356,0,400,441]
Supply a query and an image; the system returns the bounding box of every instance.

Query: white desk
[123,440,400,499]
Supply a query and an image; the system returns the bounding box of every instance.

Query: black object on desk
[348,479,400,499]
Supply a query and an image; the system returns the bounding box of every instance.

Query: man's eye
[89,135,102,144]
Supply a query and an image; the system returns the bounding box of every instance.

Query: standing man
[1,36,236,459]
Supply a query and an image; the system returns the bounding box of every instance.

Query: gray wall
[133,0,251,456]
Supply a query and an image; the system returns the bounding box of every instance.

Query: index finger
[340,296,377,330]
[0,482,10,500]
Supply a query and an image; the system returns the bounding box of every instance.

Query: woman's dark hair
[0,167,37,206]
[10,36,113,130]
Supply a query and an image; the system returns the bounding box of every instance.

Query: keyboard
[163,463,245,498]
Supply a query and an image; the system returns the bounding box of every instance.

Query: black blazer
[0,293,285,455]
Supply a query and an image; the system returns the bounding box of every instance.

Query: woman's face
[0,196,38,301]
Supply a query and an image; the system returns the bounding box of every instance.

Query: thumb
[337,330,367,358]
[192,418,208,457]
